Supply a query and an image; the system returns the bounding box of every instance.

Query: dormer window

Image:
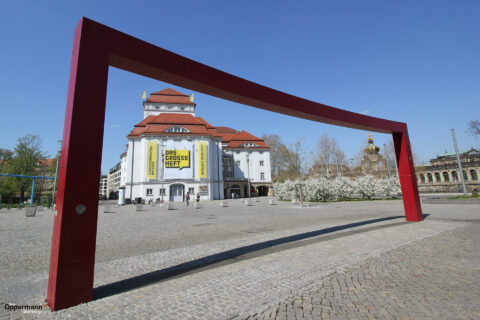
[165,126,191,133]
[240,142,259,148]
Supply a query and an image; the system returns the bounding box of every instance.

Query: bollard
[245,199,253,206]
[25,207,36,217]
[194,202,201,209]
[135,204,143,212]
[220,201,228,207]
[291,199,297,204]
[37,206,44,212]
[268,199,275,205]
[167,203,176,210]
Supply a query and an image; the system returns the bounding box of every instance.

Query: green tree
[0,148,16,202]
[8,135,46,203]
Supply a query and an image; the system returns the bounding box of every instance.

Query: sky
[0,0,478,174]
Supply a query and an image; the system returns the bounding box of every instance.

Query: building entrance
[169,184,184,202]
[230,185,241,198]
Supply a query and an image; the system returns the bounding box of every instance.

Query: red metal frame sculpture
[47,17,423,311]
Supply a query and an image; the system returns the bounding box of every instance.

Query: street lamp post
[451,129,467,196]
[246,150,251,198]
[51,140,62,209]
[161,145,165,203]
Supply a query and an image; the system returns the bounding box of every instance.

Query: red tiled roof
[231,130,262,141]
[224,141,269,149]
[38,159,55,166]
[128,88,270,149]
[216,127,238,133]
[146,88,193,104]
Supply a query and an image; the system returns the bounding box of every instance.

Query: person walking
[196,192,200,202]
[185,192,190,206]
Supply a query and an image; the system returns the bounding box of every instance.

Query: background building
[416,148,480,192]
[120,88,272,203]
[107,162,121,199]
[99,175,107,199]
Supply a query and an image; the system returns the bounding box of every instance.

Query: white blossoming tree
[272,175,401,201]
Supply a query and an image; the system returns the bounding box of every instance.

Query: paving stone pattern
[0,200,479,319]
[251,223,480,320]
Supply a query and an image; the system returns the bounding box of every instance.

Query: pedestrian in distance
[185,192,190,206]
[196,192,200,202]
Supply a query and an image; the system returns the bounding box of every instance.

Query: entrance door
[169,184,184,202]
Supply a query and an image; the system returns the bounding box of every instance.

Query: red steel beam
[47,17,423,311]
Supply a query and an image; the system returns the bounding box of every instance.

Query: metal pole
[130,140,135,203]
[51,141,62,208]
[384,143,391,178]
[247,150,251,198]
[161,147,164,203]
[451,129,467,196]
[30,177,36,206]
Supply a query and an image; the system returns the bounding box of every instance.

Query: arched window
[442,172,449,182]
[165,126,191,133]
[463,170,468,181]
[470,169,478,181]
[451,171,458,182]
[420,174,425,183]
[427,173,433,183]
[434,172,441,182]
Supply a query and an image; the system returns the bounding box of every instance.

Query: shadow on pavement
[94,214,426,300]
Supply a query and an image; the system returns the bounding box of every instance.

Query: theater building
[120,88,272,203]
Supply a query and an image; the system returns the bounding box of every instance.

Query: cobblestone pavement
[0,200,478,319]
[252,223,480,320]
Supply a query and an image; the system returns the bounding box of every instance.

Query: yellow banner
[198,142,208,178]
[165,149,190,169]
[147,142,157,179]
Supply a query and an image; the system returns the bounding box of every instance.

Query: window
[463,170,468,181]
[240,142,260,148]
[434,172,441,182]
[451,171,458,182]
[146,188,153,196]
[427,173,433,183]
[165,126,191,133]
[420,174,425,183]
[470,169,478,180]
[260,172,265,180]
[236,160,240,166]
[260,160,264,166]
[442,172,449,182]
[189,187,195,194]
[159,188,166,196]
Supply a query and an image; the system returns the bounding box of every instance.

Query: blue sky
[0,0,478,174]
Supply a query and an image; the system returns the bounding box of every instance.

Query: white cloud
[359,109,370,115]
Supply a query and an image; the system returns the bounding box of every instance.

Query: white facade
[99,175,108,198]
[122,137,224,202]
[120,88,272,203]
[224,149,272,183]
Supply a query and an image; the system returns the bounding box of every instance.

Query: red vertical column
[392,129,423,222]
[47,20,110,311]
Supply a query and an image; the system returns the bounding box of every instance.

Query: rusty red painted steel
[47,17,423,311]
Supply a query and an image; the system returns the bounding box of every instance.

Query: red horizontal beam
[79,18,404,133]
